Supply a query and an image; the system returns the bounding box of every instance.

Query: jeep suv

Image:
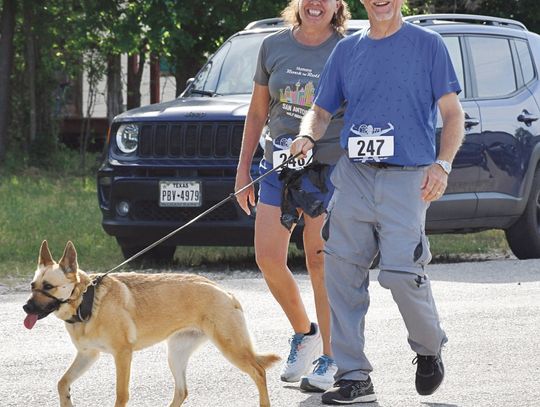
[98,14,540,262]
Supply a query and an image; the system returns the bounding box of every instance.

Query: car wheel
[117,239,176,265]
[505,167,540,259]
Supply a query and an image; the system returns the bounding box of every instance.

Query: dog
[23,241,280,407]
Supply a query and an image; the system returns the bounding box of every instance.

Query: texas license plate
[159,180,202,207]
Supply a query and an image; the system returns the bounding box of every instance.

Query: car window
[191,41,230,94]
[469,36,517,98]
[442,36,465,99]
[191,33,267,95]
[515,39,535,85]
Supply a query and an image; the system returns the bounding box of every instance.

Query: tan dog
[23,241,279,407]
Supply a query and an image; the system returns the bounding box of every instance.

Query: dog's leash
[97,152,303,279]
[70,153,304,323]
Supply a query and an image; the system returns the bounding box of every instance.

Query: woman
[234,0,350,392]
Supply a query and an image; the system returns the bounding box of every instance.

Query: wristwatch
[435,159,452,175]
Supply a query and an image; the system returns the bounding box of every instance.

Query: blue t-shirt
[315,22,462,166]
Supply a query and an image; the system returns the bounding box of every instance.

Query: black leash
[68,153,303,323]
[98,152,303,278]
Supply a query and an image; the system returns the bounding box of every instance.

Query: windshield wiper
[189,89,220,97]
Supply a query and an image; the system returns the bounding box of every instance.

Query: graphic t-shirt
[314,22,462,166]
[254,28,344,165]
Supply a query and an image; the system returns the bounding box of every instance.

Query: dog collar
[65,275,104,324]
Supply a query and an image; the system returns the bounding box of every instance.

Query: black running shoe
[413,353,445,395]
[322,377,377,405]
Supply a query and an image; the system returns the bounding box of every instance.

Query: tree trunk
[150,53,160,104]
[0,0,16,162]
[23,0,37,147]
[106,54,123,124]
[127,54,145,109]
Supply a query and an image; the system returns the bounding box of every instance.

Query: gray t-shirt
[254,28,344,165]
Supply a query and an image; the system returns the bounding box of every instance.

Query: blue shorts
[258,159,335,208]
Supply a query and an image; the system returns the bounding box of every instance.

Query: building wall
[82,55,179,118]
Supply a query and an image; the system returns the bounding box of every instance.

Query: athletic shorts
[257,159,335,208]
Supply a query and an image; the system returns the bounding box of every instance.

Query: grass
[429,230,511,262]
[0,150,513,279]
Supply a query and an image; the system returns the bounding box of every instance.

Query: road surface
[1,259,539,406]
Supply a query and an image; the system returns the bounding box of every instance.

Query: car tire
[505,167,540,259]
[117,239,176,265]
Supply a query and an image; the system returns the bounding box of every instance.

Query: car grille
[131,200,239,222]
[138,122,244,158]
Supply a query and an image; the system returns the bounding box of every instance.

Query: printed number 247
[356,139,384,157]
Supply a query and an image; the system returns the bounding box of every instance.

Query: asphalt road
[1,259,539,407]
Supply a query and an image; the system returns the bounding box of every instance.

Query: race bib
[347,122,395,162]
[273,148,313,171]
[348,136,394,161]
[272,134,313,171]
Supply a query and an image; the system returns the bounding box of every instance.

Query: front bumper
[98,165,303,247]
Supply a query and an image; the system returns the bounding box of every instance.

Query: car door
[467,35,540,218]
[427,35,481,225]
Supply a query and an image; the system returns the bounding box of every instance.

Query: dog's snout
[23,300,36,314]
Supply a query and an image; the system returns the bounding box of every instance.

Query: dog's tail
[256,353,281,370]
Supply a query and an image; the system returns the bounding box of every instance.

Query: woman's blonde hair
[281,0,351,34]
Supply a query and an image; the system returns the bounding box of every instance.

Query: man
[290,0,464,404]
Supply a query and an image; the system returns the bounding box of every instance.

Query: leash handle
[233,152,303,196]
[102,152,302,275]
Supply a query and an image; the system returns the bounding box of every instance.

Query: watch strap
[435,159,452,175]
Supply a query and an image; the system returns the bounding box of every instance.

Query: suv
[98,14,540,262]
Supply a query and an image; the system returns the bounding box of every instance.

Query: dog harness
[65,275,105,324]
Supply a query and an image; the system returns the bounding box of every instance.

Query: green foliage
[148,1,289,92]
[3,0,301,152]
[7,1,103,163]
[348,1,369,19]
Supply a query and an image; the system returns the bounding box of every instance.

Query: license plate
[159,180,202,207]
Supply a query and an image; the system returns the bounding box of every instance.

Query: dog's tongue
[24,314,38,330]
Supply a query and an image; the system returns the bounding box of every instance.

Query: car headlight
[116,124,139,153]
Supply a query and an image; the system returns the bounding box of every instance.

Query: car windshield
[189,33,267,96]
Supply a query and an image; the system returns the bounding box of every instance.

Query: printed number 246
[280,152,308,167]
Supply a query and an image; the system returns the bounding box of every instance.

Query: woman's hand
[235,170,255,215]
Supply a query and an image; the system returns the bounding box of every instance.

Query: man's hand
[234,171,255,215]
[290,136,315,160]
[421,163,448,202]
[293,105,332,158]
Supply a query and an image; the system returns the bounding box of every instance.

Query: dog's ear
[38,240,54,267]
[59,241,78,274]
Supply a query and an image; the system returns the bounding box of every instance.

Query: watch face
[437,160,451,174]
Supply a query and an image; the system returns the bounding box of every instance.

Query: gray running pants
[323,156,447,381]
